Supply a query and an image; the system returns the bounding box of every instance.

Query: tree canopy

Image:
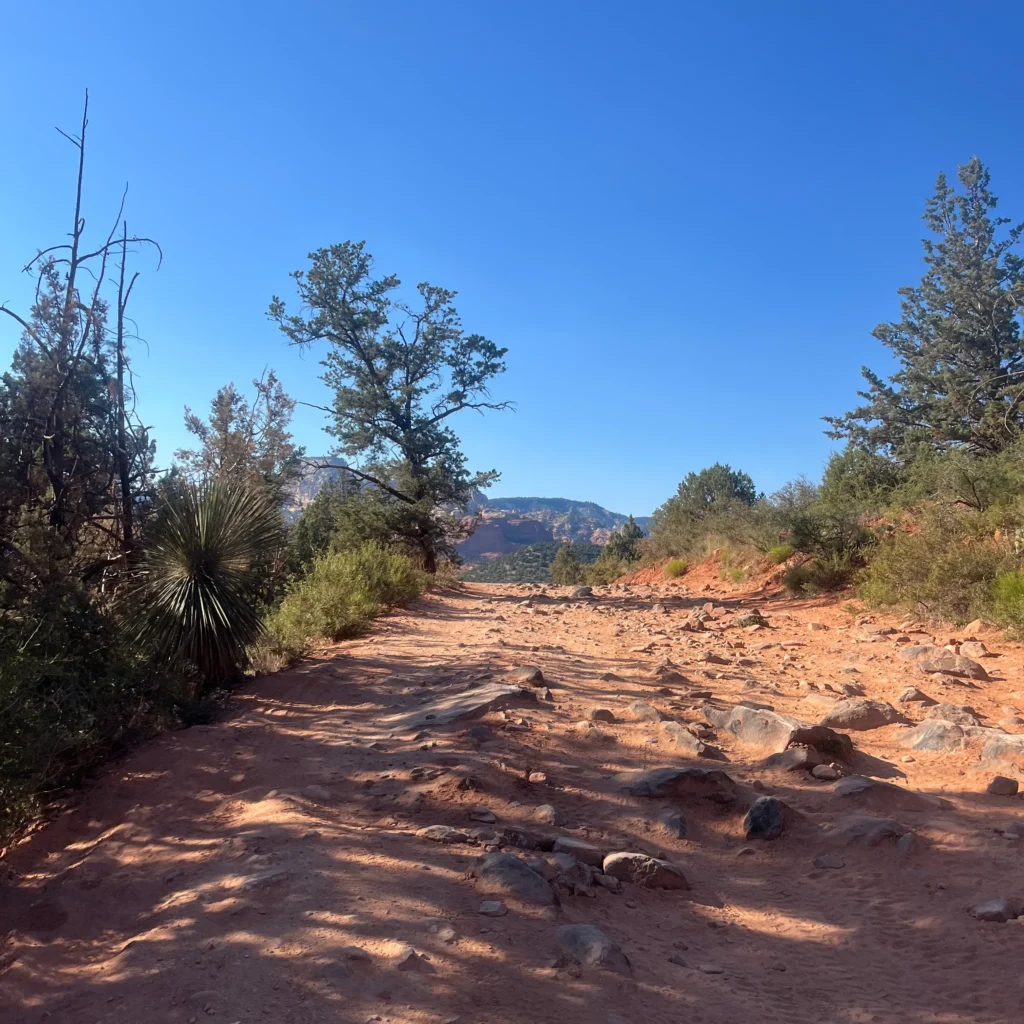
[269,241,509,570]
[825,158,1024,455]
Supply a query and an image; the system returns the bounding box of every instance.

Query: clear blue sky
[3,1,1023,516]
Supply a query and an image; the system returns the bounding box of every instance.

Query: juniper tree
[826,158,1024,455]
[269,241,509,571]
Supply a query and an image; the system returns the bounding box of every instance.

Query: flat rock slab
[601,852,690,889]
[382,683,536,731]
[819,699,901,731]
[555,924,632,976]
[917,654,989,681]
[836,814,907,846]
[552,836,604,867]
[614,766,739,804]
[470,852,555,905]
[832,775,936,812]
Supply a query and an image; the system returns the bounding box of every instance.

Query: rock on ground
[900,720,968,753]
[552,836,604,867]
[554,924,632,976]
[987,776,1019,796]
[613,766,739,803]
[601,851,690,889]
[743,796,787,840]
[970,898,1019,922]
[819,698,901,731]
[470,852,555,905]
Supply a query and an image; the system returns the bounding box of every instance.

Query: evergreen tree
[551,543,586,585]
[176,369,303,503]
[604,514,646,562]
[826,158,1024,455]
[269,241,509,571]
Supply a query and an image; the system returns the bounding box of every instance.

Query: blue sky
[3,2,1023,516]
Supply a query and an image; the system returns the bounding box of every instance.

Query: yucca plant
[130,481,283,687]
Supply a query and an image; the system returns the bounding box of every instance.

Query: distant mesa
[283,466,648,564]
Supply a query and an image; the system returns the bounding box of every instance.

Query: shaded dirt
[3,574,1024,1024]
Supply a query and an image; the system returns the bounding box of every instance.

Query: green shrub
[722,567,749,584]
[267,543,425,657]
[0,594,175,841]
[431,559,465,590]
[860,514,1013,623]
[586,554,633,586]
[784,554,856,595]
[992,571,1024,629]
[551,544,588,585]
[767,544,794,565]
[663,558,688,578]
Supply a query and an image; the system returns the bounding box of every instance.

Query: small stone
[469,807,496,823]
[811,764,841,781]
[554,923,632,976]
[511,666,545,686]
[743,796,787,840]
[897,686,935,705]
[533,804,562,825]
[588,708,616,723]
[628,700,662,723]
[301,784,332,801]
[812,853,845,869]
[959,640,991,659]
[987,776,1019,797]
[970,898,1018,923]
[658,809,687,839]
[527,771,548,785]
[478,900,508,917]
[417,825,470,844]
[428,921,457,942]
[697,963,725,974]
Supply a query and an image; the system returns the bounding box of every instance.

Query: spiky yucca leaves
[132,482,283,685]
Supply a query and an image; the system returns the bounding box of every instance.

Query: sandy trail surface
[3,576,1024,1024]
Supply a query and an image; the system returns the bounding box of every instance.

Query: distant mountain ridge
[459,493,649,562]
[282,461,648,560]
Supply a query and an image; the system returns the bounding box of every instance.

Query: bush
[663,558,688,578]
[860,513,1013,623]
[991,571,1024,630]
[551,544,588,585]
[431,559,465,590]
[0,594,175,841]
[784,553,856,595]
[586,554,633,586]
[767,544,794,565]
[267,543,426,657]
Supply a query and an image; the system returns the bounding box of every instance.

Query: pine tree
[826,158,1024,455]
[604,515,646,562]
[550,543,586,585]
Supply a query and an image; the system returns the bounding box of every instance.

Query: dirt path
[3,577,1024,1024]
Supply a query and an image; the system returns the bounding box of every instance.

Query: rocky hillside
[459,494,649,562]
[462,541,603,583]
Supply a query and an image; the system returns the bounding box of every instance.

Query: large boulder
[701,703,803,753]
[900,720,967,753]
[613,766,739,804]
[554,924,632,976]
[981,732,1024,769]
[601,852,690,889]
[819,699,901,731]
[470,852,555,904]
[925,703,981,727]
